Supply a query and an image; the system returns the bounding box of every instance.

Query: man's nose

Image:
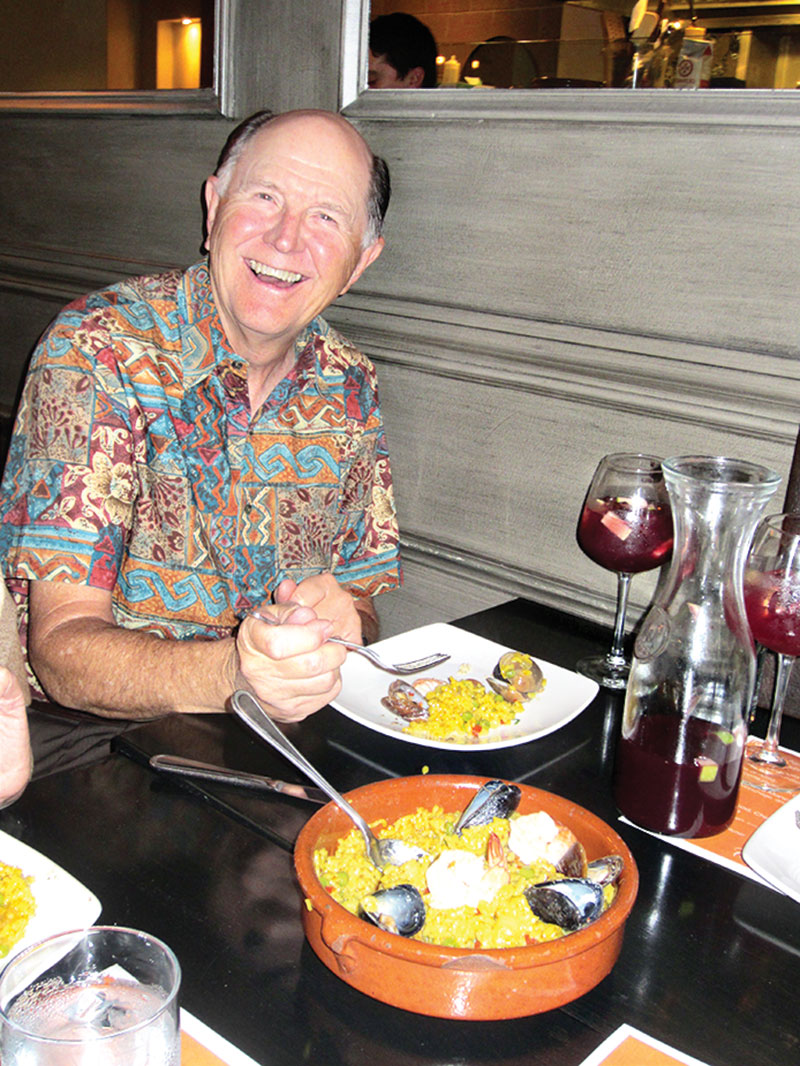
[270,209,303,253]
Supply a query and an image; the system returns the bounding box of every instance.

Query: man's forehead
[225,117,372,219]
[242,113,370,175]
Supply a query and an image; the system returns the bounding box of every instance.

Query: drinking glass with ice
[0,926,181,1064]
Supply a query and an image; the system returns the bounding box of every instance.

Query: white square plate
[741,793,800,903]
[1,829,101,963]
[331,623,599,751]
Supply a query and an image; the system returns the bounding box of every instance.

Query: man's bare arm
[28,581,347,720]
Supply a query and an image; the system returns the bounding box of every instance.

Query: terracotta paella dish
[294,774,638,1019]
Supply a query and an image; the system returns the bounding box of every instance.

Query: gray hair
[213,110,390,248]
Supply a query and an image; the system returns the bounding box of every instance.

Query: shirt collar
[179,259,327,395]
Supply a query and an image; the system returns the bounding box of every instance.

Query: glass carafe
[613,456,781,837]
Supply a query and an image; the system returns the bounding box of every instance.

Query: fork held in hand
[249,611,449,675]
[326,637,449,675]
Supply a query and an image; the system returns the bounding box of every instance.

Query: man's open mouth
[247,260,303,285]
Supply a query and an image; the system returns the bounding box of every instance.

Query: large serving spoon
[231,690,427,869]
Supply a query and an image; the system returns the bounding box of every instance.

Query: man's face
[368,50,424,88]
[204,112,383,362]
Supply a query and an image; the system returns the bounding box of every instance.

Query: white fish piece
[508,811,587,876]
[425,848,507,910]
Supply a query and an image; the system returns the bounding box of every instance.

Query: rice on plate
[0,862,35,958]
[403,679,521,743]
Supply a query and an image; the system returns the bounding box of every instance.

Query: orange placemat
[181,1010,260,1066]
[581,1025,715,1066]
[622,740,800,886]
[183,1032,229,1066]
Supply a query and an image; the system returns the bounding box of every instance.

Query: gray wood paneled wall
[1,0,798,660]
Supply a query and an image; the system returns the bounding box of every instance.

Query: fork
[250,610,449,675]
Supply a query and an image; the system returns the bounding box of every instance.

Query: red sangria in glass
[576,454,673,689]
[743,512,800,787]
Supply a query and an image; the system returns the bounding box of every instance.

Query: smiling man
[0,110,401,721]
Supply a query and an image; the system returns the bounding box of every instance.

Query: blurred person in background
[368,12,439,88]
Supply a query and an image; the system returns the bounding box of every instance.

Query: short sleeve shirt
[0,261,401,653]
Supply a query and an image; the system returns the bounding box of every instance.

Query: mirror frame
[340,0,800,129]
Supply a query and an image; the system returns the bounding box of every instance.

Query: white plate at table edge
[330,622,599,751]
[1,829,101,964]
[741,792,800,904]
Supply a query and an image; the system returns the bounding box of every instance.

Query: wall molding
[2,247,796,447]
[398,533,618,623]
[329,292,800,445]
[0,247,180,304]
[0,91,221,115]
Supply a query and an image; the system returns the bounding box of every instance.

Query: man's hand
[273,575,373,643]
[0,667,31,807]
[235,603,347,722]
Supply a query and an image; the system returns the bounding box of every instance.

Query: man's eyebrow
[244,178,279,193]
[238,177,358,221]
[315,199,351,217]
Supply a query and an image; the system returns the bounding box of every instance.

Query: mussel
[381,680,429,721]
[453,778,522,834]
[586,854,624,887]
[524,878,605,932]
[490,652,544,703]
[359,884,426,937]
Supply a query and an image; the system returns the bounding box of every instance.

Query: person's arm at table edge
[28,581,240,718]
[27,580,353,721]
[0,667,32,807]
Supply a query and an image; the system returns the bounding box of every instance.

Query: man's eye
[256,192,274,202]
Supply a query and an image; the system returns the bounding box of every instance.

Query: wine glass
[576,453,673,689]
[743,512,800,785]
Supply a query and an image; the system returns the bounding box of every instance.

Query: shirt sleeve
[329,362,402,599]
[0,301,137,592]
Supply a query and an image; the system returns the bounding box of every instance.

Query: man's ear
[340,237,385,296]
[405,66,425,88]
[202,176,220,251]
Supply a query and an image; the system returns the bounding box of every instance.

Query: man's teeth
[247,261,302,283]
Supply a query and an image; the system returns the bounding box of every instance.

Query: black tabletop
[2,598,798,1066]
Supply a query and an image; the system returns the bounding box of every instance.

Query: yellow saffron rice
[402,678,525,742]
[0,862,35,958]
[313,805,613,950]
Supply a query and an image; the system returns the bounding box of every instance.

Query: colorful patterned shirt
[0,261,401,667]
